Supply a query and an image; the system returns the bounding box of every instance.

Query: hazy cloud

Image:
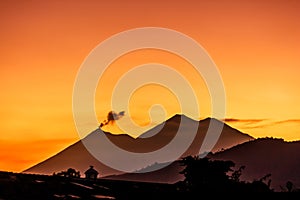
[223,118,266,123]
[272,119,300,125]
[224,118,300,129]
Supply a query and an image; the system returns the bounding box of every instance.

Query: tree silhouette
[230,165,245,182]
[180,156,234,192]
[54,168,80,178]
[286,181,293,192]
[179,156,272,193]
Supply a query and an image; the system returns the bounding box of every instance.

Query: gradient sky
[1,0,300,172]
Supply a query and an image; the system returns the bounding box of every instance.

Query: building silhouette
[84,166,99,180]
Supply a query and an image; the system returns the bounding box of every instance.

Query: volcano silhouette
[24,114,253,177]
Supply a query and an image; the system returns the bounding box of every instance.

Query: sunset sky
[1,0,300,172]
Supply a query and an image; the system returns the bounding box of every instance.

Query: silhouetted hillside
[24,114,252,177]
[104,138,300,192]
[103,161,184,184]
[210,138,300,191]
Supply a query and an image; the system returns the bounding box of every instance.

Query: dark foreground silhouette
[1,157,300,199]
[179,156,272,193]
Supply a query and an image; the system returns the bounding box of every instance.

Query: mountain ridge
[24,114,253,177]
[210,137,300,191]
[103,137,300,192]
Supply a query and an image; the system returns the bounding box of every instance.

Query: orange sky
[0,0,300,172]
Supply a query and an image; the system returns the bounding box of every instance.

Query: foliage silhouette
[53,168,80,178]
[179,156,273,193]
[230,165,245,182]
[286,181,294,192]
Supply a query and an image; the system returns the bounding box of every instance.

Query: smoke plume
[99,111,125,128]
